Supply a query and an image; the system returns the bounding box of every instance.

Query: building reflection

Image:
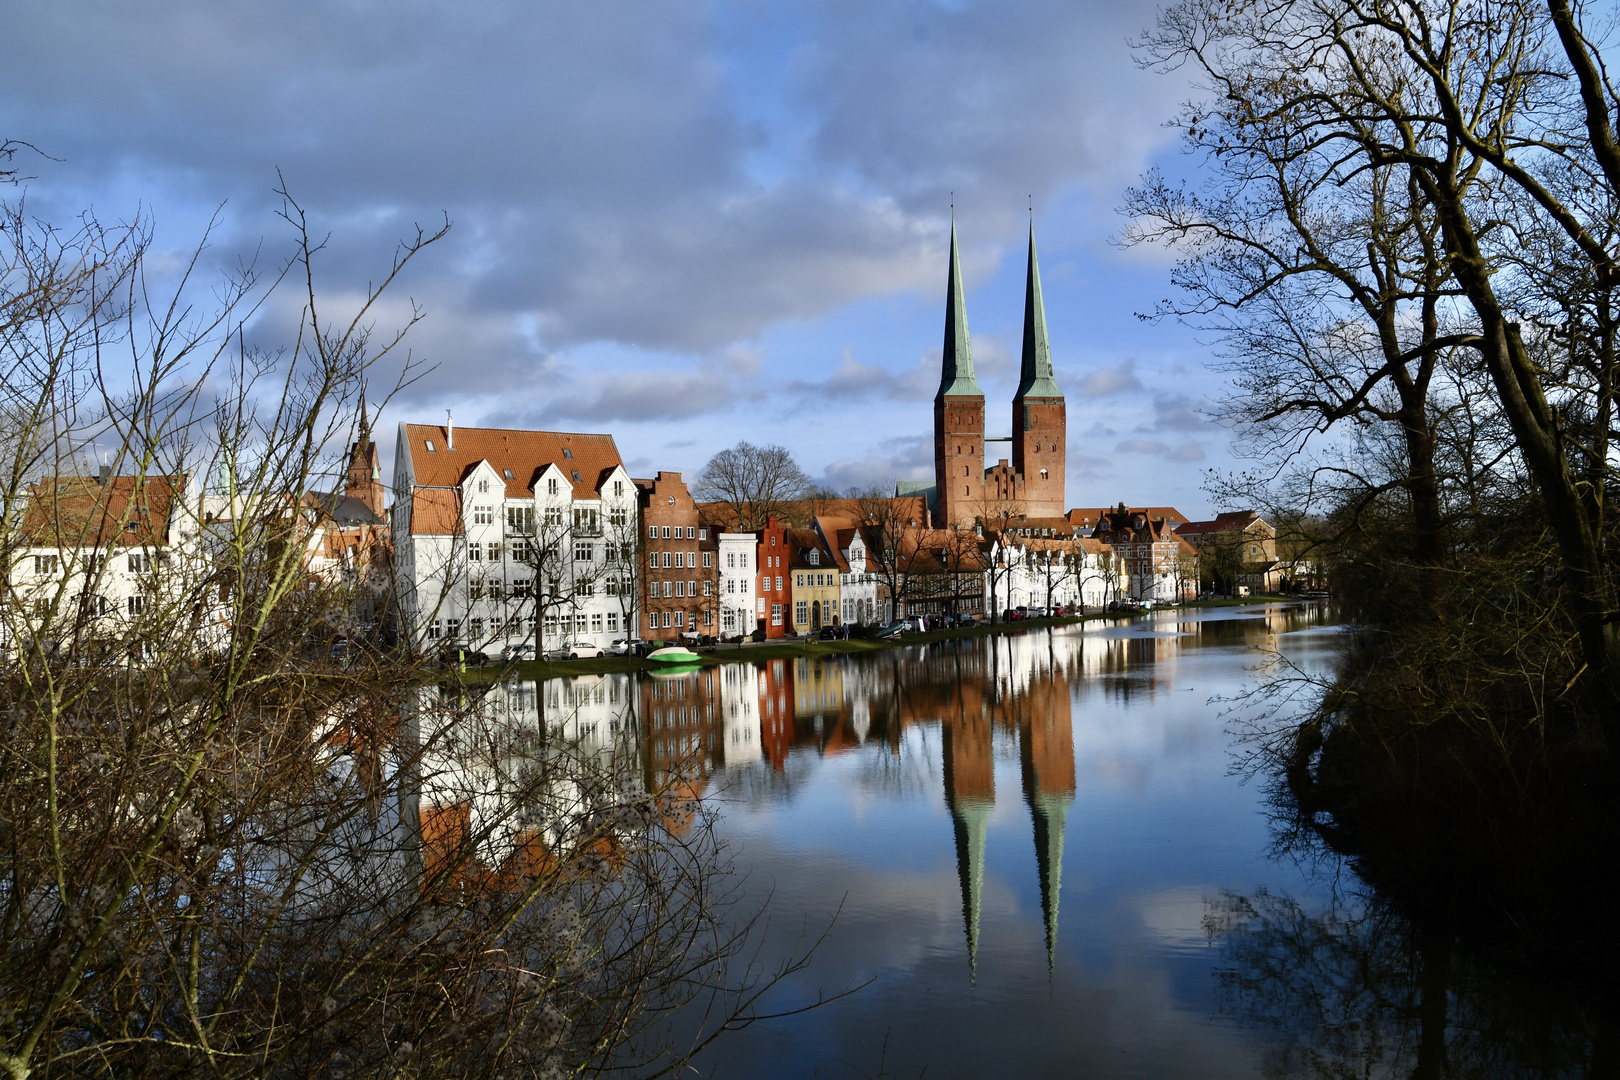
[424,606,1333,973]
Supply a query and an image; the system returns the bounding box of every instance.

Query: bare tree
[694,441,808,531]
[852,485,919,621]
[0,182,818,1080]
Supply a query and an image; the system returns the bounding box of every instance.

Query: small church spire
[1015,223,1062,400]
[937,221,983,400]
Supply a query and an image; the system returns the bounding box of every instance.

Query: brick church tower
[1012,224,1065,520]
[933,221,986,528]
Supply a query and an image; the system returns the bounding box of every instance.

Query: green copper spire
[1015,223,1062,400]
[1031,791,1072,975]
[952,797,992,980]
[937,221,983,400]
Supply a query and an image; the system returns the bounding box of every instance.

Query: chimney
[98,465,111,487]
[445,409,454,451]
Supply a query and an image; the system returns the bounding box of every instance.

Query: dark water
[519,603,1615,1078]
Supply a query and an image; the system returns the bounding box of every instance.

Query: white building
[716,531,757,639]
[992,535,1116,613]
[391,422,641,656]
[6,471,217,661]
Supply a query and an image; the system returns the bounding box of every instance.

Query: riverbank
[444,595,1301,682]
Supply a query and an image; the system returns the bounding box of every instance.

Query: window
[547,477,559,496]
[795,601,808,625]
[698,527,708,540]
[757,598,766,615]
[128,553,150,574]
[571,470,581,482]
[430,619,442,640]
[703,581,712,596]
[702,551,712,568]
[92,595,111,616]
[477,479,489,494]
[614,480,624,497]
[574,541,594,561]
[543,505,563,527]
[727,579,736,594]
[673,611,685,628]
[562,448,574,459]
[723,610,736,631]
[662,552,672,568]
[606,611,619,632]
[35,555,59,575]
[808,550,819,566]
[576,613,588,633]
[507,505,535,532]
[425,439,436,453]
[470,617,484,638]
[648,552,658,570]
[726,552,735,569]
[703,610,712,626]
[591,613,602,633]
[771,603,783,626]
[577,580,595,597]
[661,581,672,597]
[503,469,514,481]
[469,579,485,600]
[662,611,672,628]
[127,595,145,615]
[648,612,659,631]
[662,526,671,538]
[468,541,482,562]
[472,505,494,525]
[776,577,782,591]
[796,574,804,587]
[609,506,626,526]
[676,581,686,598]
[447,618,462,638]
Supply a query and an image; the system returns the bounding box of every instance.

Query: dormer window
[503,469,514,481]
[562,448,573,459]
[547,478,559,496]
[425,440,436,453]
[808,550,819,566]
[571,470,581,482]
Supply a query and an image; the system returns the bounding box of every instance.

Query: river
[505,602,1614,1077]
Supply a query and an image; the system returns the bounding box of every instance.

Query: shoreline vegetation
[444,596,1302,682]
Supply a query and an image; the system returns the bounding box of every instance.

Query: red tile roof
[23,475,186,548]
[402,423,623,500]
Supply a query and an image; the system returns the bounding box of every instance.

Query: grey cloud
[785,349,935,405]
[1076,359,1143,397]
[0,0,1181,361]
[1116,438,1204,463]
[1151,392,1207,432]
[816,435,934,492]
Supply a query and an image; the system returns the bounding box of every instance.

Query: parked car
[558,641,605,660]
[609,638,641,656]
[1026,605,1047,618]
[438,643,489,667]
[873,620,907,640]
[500,643,536,662]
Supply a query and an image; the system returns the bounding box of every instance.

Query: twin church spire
[932,221,1068,525]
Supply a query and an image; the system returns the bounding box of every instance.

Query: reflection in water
[1207,887,1618,1079]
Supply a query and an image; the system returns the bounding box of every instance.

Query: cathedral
[911,222,1067,528]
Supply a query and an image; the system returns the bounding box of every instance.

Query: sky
[0,0,1236,518]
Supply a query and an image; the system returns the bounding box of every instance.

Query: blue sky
[1,0,1237,517]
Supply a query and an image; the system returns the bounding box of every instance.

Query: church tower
[1012,224,1065,521]
[934,222,985,528]
[345,396,386,520]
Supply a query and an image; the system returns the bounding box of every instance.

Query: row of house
[4,411,1285,663]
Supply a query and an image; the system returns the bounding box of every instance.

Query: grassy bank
[442,596,1301,683]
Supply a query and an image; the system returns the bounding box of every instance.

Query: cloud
[1075,358,1144,397]
[1150,392,1208,432]
[1116,438,1204,463]
[784,348,936,404]
[814,434,934,492]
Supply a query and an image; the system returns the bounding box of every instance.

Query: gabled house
[391,421,639,655]
[1175,510,1279,594]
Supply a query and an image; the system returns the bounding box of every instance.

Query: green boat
[646,646,702,665]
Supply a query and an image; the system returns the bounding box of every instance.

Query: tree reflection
[1207,887,1619,1079]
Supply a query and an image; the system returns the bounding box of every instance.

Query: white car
[559,641,604,660]
[609,638,641,657]
[500,643,536,662]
